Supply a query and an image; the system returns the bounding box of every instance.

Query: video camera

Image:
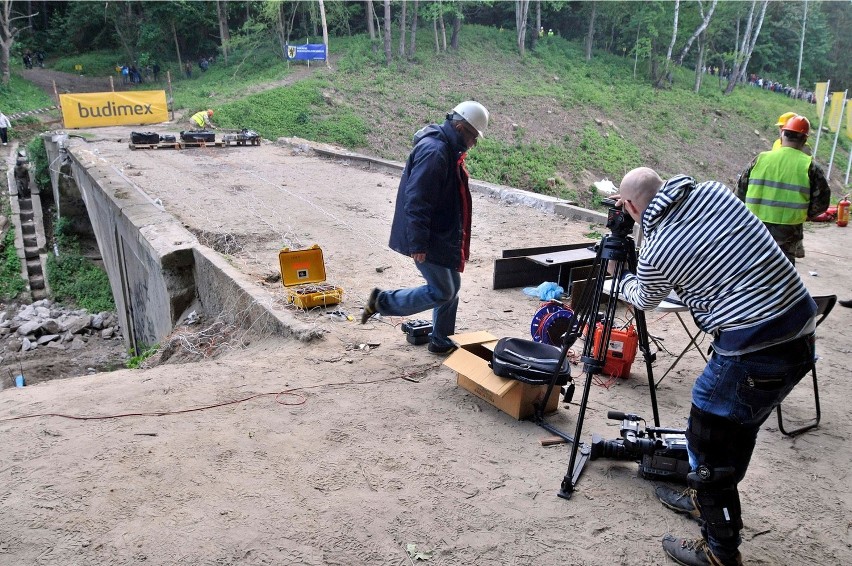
[589,411,689,483]
[602,198,635,238]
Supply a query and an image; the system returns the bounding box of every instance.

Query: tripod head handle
[608,410,643,422]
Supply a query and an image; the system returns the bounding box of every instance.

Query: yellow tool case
[278,245,344,309]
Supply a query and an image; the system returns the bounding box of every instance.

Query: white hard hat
[452,100,489,138]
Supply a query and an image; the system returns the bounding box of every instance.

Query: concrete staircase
[17,195,48,299]
[5,143,50,301]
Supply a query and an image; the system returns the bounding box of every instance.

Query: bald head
[619,167,664,221]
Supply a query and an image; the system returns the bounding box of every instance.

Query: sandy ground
[1,128,851,565]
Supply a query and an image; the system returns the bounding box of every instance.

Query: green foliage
[0,75,54,117]
[219,80,368,147]
[0,202,27,300]
[47,218,115,313]
[51,50,125,76]
[26,137,51,191]
[125,345,159,369]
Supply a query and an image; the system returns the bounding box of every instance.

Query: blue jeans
[688,334,815,560]
[376,261,461,348]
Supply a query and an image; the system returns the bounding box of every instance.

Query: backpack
[490,337,572,386]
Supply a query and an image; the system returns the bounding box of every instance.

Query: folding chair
[776,294,836,437]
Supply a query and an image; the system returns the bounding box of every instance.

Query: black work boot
[360,288,380,324]
[656,485,701,521]
[661,535,742,566]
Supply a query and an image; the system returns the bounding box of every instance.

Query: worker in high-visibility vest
[736,115,829,265]
[771,111,811,155]
[187,109,215,130]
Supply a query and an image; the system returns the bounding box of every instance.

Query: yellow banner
[814,82,828,119]
[59,90,169,128]
[827,91,844,133]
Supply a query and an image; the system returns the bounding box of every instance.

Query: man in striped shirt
[614,167,817,566]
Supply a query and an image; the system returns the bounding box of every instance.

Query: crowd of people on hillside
[117,62,162,84]
[747,74,816,103]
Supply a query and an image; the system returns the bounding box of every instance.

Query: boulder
[17,320,41,336]
[37,334,60,345]
[69,336,87,350]
[39,319,61,335]
[61,315,92,334]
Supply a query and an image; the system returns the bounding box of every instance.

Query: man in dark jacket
[360,101,490,354]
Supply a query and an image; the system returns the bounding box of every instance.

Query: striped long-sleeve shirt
[620,175,815,355]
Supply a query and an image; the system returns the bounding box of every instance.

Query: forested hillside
[2,1,850,202]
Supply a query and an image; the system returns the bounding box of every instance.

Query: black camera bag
[181,130,215,142]
[131,131,160,145]
[490,337,571,386]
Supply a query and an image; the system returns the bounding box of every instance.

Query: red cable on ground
[0,367,438,423]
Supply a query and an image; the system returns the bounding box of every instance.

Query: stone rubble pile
[0,299,122,355]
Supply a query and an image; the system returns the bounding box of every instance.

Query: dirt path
[0,128,850,565]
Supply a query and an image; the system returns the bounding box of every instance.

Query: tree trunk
[398,0,406,58]
[585,1,596,61]
[633,25,641,79]
[0,0,15,85]
[736,0,768,83]
[693,31,705,93]
[408,0,418,60]
[657,0,680,87]
[366,0,377,54]
[171,20,183,77]
[383,0,391,65]
[725,0,767,94]
[677,0,718,65]
[439,11,446,51]
[531,0,540,51]
[725,1,753,94]
[217,0,230,64]
[433,16,439,54]
[318,0,329,68]
[515,0,530,57]
[450,14,460,50]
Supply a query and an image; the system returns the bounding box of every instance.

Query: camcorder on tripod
[528,198,685,498]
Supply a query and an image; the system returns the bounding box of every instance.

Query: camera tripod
[531,222,663,500]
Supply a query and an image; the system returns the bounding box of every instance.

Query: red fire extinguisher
[837,195,850,227]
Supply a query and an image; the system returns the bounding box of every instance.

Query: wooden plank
[493,257,563,289]
[501,242,591,259]
[525,247,597,267]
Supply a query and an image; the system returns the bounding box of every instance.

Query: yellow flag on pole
[846,102,852,141]
[827,92,844,132]
[814,82,828,118]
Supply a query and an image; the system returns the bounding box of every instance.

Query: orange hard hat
[775,111,797,127]
[782,115,810,136]
[207,109,214,116]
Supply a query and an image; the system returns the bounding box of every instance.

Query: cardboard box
[444,331,562,420]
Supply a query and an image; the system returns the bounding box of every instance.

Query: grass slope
[28,26,852,205]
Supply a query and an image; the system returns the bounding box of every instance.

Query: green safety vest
[191,111,207,127]
[746,147,811,225]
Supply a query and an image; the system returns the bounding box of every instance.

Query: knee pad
[686,405,744,541]
[688,465,743,541]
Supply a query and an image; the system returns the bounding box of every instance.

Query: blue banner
[284,43,327,61]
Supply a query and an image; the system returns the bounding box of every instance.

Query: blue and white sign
[284,43,327,61]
